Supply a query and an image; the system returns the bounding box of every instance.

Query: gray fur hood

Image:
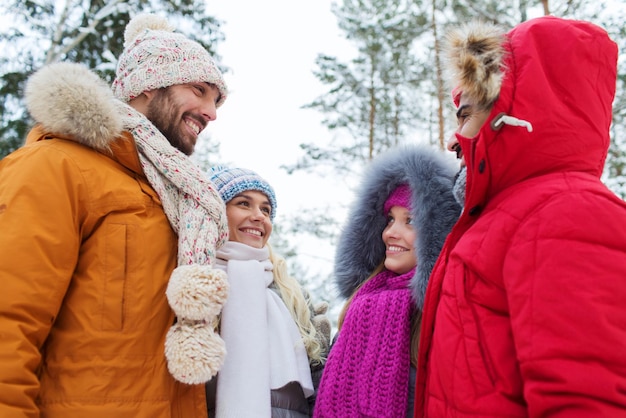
[25,62,124,151]
[335,144,460,309]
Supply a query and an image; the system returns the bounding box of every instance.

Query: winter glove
[309,301,331,412]
[312,301,331,361]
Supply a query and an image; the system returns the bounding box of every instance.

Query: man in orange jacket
[0,13,230,418]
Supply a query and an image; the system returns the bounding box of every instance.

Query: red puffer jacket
[415,16,626,417]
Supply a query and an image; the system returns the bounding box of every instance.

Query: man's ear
[127,91,153,113]
[142,89,156,100]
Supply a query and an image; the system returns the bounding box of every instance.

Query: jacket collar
[26,125,144,177]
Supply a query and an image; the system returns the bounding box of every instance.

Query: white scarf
[215,241,314,417]
[119,102,230,384]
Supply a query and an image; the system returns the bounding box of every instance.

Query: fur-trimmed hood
[334,145,461,309]
[24,62,124,152]
[443,17,617,211]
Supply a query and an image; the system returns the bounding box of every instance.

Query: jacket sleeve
[0,145,82,416]
[505,190,626,417]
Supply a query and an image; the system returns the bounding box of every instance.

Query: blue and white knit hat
[209,166,277,221]
[112,14,227,106]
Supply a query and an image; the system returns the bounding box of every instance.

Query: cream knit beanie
[112,14,227,106]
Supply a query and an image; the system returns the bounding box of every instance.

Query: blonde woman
[206,166,330,418]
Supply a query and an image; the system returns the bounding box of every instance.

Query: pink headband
[383,184,412,214]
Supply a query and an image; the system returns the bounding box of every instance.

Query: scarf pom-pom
[166,264,229,320]
[164,320,227,384]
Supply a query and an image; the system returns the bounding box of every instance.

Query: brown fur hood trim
[25,62,124,152]
[444,21,507,108]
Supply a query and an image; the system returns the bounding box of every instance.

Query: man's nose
[200,99,217,122]
[446,133,459,152]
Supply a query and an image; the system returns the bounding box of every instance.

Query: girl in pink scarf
[314,145,460,418]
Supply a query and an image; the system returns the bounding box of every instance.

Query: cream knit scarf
[119,102,230,384]
[215,241,314,417]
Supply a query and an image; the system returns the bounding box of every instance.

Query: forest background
[2,0,625,324]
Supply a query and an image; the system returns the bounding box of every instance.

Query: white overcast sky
[206,0,356,279]
[208,0,352,199]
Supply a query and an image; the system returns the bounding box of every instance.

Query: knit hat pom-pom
[123,14,174,47]
[166,265,229,320]
[165,321,226,384]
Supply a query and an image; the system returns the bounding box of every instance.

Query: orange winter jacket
[0,64,208,417]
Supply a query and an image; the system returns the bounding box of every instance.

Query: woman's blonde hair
[268,243,324,366]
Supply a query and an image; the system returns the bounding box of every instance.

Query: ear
[142,89,157,100]
[127,90,154,114]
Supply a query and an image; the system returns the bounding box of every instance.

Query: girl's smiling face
[382,205,417,275]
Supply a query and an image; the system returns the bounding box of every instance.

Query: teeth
[185,119,200,135]
[388,246,406,252]
[242,229,261,236]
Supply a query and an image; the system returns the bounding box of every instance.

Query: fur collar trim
[25,62,124,152]
[334,145,460,309]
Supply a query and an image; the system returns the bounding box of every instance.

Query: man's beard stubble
[144,88,194,156]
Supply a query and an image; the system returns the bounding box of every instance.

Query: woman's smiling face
[382,205,418,275]
[225,190,273,248]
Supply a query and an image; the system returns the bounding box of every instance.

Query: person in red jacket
[415,16,626,417]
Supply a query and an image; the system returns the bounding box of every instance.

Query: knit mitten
[312,301,331,362]
[164,264,229,384]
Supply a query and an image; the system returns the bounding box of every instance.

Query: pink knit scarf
[315,268,416,418]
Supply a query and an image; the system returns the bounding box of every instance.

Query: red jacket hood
[461,16,618,213]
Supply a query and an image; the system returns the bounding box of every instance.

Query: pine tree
[294,0,626,194]
[285,0,430,178]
